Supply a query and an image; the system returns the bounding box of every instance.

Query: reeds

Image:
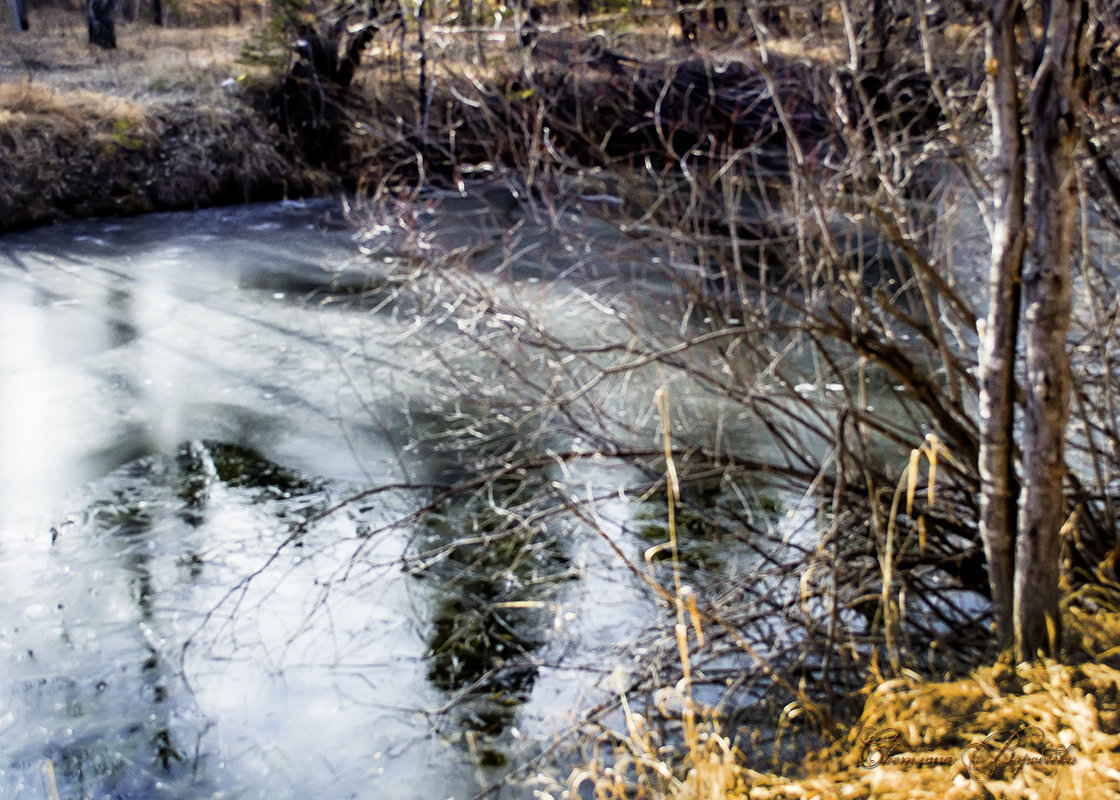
[584,642,1120,799]
[569,387,746,800]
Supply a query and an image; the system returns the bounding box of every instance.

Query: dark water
[0,199,675,800]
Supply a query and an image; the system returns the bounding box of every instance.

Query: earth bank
[0,9,327,231]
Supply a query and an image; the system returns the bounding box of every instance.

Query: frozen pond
[0,198,676,800]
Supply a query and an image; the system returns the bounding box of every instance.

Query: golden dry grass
[742,660,1120,800]
[0,81,154,146]
[725,607,1120,800]
[573,583,1120,800]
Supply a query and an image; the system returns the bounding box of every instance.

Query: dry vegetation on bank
[567,595,1120,800]
[0,4,325,228]
[743,662,1120,800]
[0,2,871,228]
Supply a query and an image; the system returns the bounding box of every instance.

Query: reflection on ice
[0,284,85,514]
[0,201,667,800]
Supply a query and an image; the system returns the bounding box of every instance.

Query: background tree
[7,0,28,30]
[88,0,117,47]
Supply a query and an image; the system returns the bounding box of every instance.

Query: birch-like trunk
[978,0,1026,652]
[1015,0,1086,660]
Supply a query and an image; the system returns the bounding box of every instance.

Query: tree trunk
[979,0,1086,659]
[1015,0,1086,660]
[87,0,117,48]
[978,0,1026,654]
[8,0,28,30]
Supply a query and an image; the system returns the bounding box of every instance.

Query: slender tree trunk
[8,0,28,30]
[1015,0,1086,660]
[978,0,1026,653]
[417,0,429,149]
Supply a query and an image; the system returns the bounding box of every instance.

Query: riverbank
[0,5,843,231]
[0,9,328,230]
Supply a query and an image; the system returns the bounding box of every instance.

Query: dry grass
[567,527,1120,800]
[610,603,1120,800]
[579,657,1120,800]
[771,660,1120,800]
[0,81,154,141]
